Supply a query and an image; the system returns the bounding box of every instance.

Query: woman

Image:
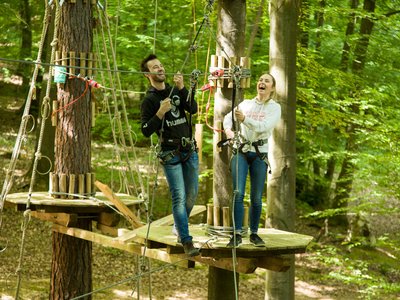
[223,73,281,247]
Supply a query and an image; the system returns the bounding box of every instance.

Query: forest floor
[0,85,399,299]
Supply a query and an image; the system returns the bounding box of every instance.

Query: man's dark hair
[141,54,158,73]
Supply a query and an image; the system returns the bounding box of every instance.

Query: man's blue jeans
[230,151,268,234]
[162,150,199,244]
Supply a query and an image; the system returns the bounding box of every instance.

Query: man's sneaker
[249,233,265,247]
[182,241,200,257]
[227,234,242,248]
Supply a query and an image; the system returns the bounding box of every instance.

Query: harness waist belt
[251,138,269,147]
[161,137,194,148]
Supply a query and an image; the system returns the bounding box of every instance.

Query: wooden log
[95,180,143,228]
[78,174,85,199]
[228,56,237,88]
[213,205,221,226]
[91,173,96,195]
[68,174,76,199]
[88,52,93,77]
[85,173,92,196]
[49,172,58,198]
[207,204,213,225]
[195,123,203,164]
[59,173,67,199]
[222,206,230,227]
[70,51,75,75]
[80,52,86,77]
[240,57,250,88]
[51,101,58,126]
[217,56,225,88]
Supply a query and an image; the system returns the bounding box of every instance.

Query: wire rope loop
[34,154,53,175]
[127,128,138,145]
[41,98,51,120]
[22,114,36,134]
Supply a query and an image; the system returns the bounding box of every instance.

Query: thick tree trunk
[50,1,93,299]
[209,1,246,299]
[265,0,298,299]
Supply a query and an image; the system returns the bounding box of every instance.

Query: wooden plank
[52,224,192,268]
[31,211,78,227]
[96,223,118,237]
[95,181,143,228]
[151,205,206,226]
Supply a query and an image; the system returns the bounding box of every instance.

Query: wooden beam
[31,211,78,227]
[95,180,143,228]
[52,224,192,268]
[257,255,291,272]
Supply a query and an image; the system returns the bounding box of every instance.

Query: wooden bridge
[4,189,314,274]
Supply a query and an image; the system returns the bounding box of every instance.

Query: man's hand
[156,98,171,119]
[173,72,184,90]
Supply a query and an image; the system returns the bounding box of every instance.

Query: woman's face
[257,74,275,98]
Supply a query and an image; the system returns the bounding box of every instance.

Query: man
[140,54,200,257]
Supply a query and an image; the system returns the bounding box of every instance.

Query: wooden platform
[4,192,314,274]
[5,191,143,213]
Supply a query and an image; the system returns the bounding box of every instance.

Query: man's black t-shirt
[140,83,197,150]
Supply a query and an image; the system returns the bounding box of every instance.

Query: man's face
[146,59,165,83]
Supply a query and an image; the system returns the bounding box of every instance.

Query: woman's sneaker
[227,234,242,248]
[249,233,265,247]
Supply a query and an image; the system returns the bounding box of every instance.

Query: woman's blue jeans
[162,150,199,244]
[230,151,268,234]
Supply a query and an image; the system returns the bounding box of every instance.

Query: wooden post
[85,173,92,197]
[80,52,86,77]
[207,204,213,225]
[78,174,85,199]
[59,174,67,199]
[68,174,76,199]
[70,51,76,75]
[222,206,230,227]
[213,206,221,226]
[195,123,203,164]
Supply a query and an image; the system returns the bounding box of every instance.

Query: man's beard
[153,73,165,82]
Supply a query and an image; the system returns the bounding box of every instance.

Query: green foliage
[307,240,400,299]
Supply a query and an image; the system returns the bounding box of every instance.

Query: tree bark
[50,1,93,299]
[265,0,298,299]
[209,1,246,299]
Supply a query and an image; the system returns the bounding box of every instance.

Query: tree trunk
[50,1,93,299]
[332,0,376,224]
[265,0,298,299]
[209,1,246,299]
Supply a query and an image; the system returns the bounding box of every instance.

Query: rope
[13,2,59,298]
[97,5,146,199]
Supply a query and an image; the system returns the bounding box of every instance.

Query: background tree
[50,1,93,298]
[209,1,246,299]
[265,0,298,299]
